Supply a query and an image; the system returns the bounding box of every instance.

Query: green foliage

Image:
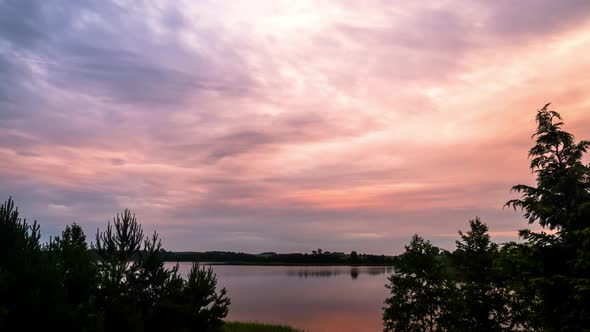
[453,218,510,331]
[506,103,590,232]
[383,235,459,331]
[506,104,590,330]
[92,209,231,332]
[384,220,527,331]
[0,199,231,332]
[183,263,231,330]
[494,242,543,331]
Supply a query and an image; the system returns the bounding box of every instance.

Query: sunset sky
[1,0,590,253]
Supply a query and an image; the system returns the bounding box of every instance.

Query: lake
[166,263,393,332]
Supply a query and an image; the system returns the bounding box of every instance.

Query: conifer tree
[506,104,590,330]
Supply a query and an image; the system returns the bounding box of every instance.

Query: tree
[93,208,230,332]
[494,242,543,331]
[507,104,590,232]
[452,218,510,331]
[0,198,231,331]
[0,197,65,330]
[383,235,458,331]
[93,209,145,331]
[350,251,359,263]
[182,263,231,331]
[506,104,590,330]
[48,223,98,331]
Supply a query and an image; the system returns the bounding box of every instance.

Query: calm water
[165,263,393,332]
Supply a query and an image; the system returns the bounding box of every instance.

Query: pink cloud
[1,1,590,253]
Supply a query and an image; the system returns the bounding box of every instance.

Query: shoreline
[164,261,395,267]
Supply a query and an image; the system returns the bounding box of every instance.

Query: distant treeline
[161,250,397,265]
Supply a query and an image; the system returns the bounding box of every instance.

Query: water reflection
[167,263,394,332]
[286,266,393,280]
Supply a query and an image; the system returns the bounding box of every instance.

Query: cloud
[1,1,256,106]
[0,0,48,48]
[479,0,590,37]
[1,0,590,253]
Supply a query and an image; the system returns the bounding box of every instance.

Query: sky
[1,0,590,254]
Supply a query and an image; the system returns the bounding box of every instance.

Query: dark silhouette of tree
[383,103,590,331]
[93,209,145,331]
[95,209,143,291]
[48,223,98,331]
[383,235,458,331]
[494,241,542,331]
[452,218,510,331]
[506,104,590,330]
[0,197,65,330]
[350,250,359,263]
[181,263,231,331]
[0,198,230,332]
[507,104,590,232]
[93,208,230,332]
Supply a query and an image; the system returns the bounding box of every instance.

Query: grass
[223,321,303,332]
